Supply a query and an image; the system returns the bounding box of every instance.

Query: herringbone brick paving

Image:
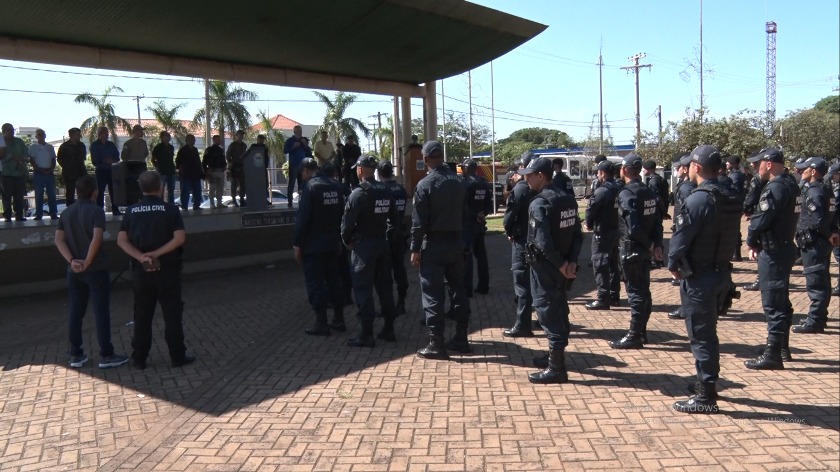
[1,217,838,471]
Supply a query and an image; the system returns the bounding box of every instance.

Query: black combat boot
[743,279,760,291]
[528,349,568,384]
[348,320,376,348]
[781,329,793,361]
[609,331,644,349]
[328,307,346,332]
[792,323,825,334]
[304,310,330,336]
[533,354,549,369]
[674,382,718,414]
[745,341,784,370]
[687,381,719,400]
[502,322,534,338]
[417,333,449,360]
[445,324,472,353]
[377,317,397,342]
[668,308,685,319]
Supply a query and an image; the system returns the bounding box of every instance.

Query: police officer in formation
[461,158,493,296]
[642,159,669,269]
[610,154,663,349]
[791,157,834,334]
[668,145,741,414]
[515,157,582,384]
[741,170,767,292]
[551,158,575,196]
[377,159,410,315]
[727,156,748,261]
[341,155,398,347]
[583,159,621,310]
[744,148,801,369]
[293,158,346,337]
[411,141,470,360]
[323,163,355,308]
[668,154,696,304]
[116,170,193,369]
[502,152,537,338]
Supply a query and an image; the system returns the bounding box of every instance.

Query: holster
[761,232,779,253]
[795,230,814,248]
[676,258,694,279]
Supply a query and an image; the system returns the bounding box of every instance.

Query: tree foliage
[813,95,840,114]
[411,112,492,161]
[74,85,132,143]
[781,108,840,160]
[193,80,257,148]
[252,110,287,166]
[313,91,370,143]
[145,100,190,148]
[498,127,576,148]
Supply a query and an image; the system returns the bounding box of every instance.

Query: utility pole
[657,105,663,162]
[369,122,378,154]
[699,0,704,120]
[134,95,144,126]
[621,53,652,149]
[441,80,447,160]
[598,51,604,154]
[468,70,474,159]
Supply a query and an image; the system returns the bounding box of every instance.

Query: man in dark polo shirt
[117,170,194,369]
[54,175,129,369]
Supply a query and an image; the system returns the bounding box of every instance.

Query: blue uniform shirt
[410,165,465,252]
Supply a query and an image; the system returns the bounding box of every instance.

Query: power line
[0,87,390,103]
[0,63,194,81]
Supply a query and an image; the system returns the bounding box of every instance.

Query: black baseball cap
[461,158,477,169]
[377,159,394,171]
[642,159,657,171]
[518,156,552,176]
[421,140,444,158]
[516,151,535,167]
[680,145,721,167]
[747,147,784,164]
[794,156,828,173]
[300,157,319,171]
[595,160,614,172]
[352,155,379,169]
[622,153,643,169]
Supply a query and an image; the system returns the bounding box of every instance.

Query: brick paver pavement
[1,218,838,471]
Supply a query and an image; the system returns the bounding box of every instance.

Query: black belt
[426,231,460,242]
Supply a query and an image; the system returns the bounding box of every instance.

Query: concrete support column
[424,81,438,142]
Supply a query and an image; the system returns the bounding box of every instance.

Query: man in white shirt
[313,131,336,168]
[29,128,58,219]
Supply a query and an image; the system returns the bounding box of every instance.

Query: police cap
[747,147,784,164]
[352,155,379,169]
[421,140,444,158]
[622,153,643,170]
[794,156,828,174]
[518,156,553,176]
[377,158,394,171]
[300,157,319,171]
[461,158,478,169]
[681,144,721,168]
[642,159,657,171]
[727,155,741,166]
[595,160,614,172]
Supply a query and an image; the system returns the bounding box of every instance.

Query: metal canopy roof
[0,0,546,97]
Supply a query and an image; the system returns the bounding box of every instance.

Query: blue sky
[1,0,837,150]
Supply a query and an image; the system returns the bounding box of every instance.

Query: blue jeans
[180,178,202,209]
[162,174,176,203]
[67,269,114,357]
[95,168,118,212]
[287,163,300,202]
[33,172,58,218]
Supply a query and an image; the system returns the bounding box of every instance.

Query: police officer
[412,141,470,360]
[669,154,696,300]
[741,167,767,292]
[589,154,608,195]
[829,162,840,296]
[502,152,537,338]
[551,158,574,196]
[293,158,346,336]
[584,159,621,310]
[342,155,398,347]
[669,146,741,414]
[377,159,409,314]
[610,154,663,349]
[517,157,582,384]
[791,157,834,334]
[727,156,748,261]
[116,171,193,369]
[461,158,493,296]
[642,159,669,269]
[323,163,355,307]
[744,147,801,370]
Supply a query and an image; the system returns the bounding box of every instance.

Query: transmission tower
[765,21,777,136]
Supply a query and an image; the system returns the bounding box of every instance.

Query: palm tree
[146,100,190,147]
[253,110,286,166]
[74,85,133,143]
[193,80,257,148]
[313,91,371,143]
[374,115,394,161]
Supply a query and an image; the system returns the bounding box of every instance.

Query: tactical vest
[743,175,765,215]
[673,178,695,216]
[510,180,535,241]
[527,186,579,258]
[686,183,742,270]
[353,180,392,239]
[758,177,800,244]
[618,180,658,244]
[308,176,343,233]
[796,180,833,239]
[592,180,619,232]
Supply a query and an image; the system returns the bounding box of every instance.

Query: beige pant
[208,170,225,206]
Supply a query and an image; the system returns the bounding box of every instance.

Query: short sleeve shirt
[120,195,185,269]
[57,199,109,272]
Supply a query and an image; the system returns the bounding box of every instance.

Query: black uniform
[119,195,189,366]
[743,174,766,217]
[503,179,537,333]
[552,171,574,197]
[293,171,345,333]
[794,179,834,330]
[342,178,397,345]
[462,174,493,295]
[672,177,696,227]
[411,163,470,352]
[527,185,583,350]
[612,179,662,347]
[669,181,741,388]
[746,174,801,367]
[728,168,747,200]
[644,171,669,267]
[584,178,620,305]
[382,179,409,311]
